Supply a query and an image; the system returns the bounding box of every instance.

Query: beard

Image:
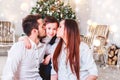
[37,31,46,40]
[37,35,46,39]
[37,30,46,42]
[37,35,46,43]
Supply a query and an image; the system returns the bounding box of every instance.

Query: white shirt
[42,36,59,74]
[58,42,98,80]
[2,39,47,80]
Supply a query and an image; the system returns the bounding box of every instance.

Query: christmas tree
[31,0,76,21]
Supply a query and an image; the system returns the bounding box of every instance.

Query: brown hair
[53,19,80,80]
[44,16,59,27]
[22,14,41,36]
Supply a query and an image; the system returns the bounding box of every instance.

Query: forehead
[37,19,43,24]
[46,23,58,28]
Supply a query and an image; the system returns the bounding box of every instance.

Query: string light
[75,0,81,4]
[110,25,118,33]
[87,20,92,25]
[93,39,101,47]
[20,3,29,11]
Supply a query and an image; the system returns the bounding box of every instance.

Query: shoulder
[9,41,25,53]
[80,42,90,50]
[8,41,26,58]
[11,41,25,48]
[42,37,51,43]
[80,42,91,56]
[55,37,60,42]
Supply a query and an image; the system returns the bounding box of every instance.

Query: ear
[32,29,38,34]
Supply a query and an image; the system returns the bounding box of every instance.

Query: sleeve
[45,38,59,57]
[1,42,25,80]
[81,43,98,77]
[18,36,27,41]
[67,63,77,80]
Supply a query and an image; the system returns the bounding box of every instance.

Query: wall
[0,0,37,36]
[0,0,120,47]
[0,0,91,36]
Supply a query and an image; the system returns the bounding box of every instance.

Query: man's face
[37,19,46,38]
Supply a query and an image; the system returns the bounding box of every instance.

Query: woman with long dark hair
[53,19,98,80]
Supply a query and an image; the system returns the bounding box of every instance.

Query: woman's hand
[86,75,98,80]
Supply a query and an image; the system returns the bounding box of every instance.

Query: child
[39,16,59,80]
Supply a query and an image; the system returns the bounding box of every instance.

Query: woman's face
[57,20,66,39]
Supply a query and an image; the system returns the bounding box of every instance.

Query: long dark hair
[53,19,80,80]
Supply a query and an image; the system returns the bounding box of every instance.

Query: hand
[18,36,31,49]
[43,55,51,65]
[24,37,31,49]
[86,75,98,80]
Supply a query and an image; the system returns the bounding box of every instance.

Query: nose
[57,28,59,32]
[43,25,46,30]
[50,29,54,34]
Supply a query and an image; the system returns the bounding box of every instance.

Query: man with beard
[2,14,46,80]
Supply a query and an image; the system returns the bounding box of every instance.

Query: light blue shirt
[58,42,98,80]
[2,39,47,80]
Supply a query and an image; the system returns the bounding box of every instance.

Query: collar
[28,38,44,49]
[42,36,52,43]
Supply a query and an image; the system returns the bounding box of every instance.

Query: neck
[29,35,39,45]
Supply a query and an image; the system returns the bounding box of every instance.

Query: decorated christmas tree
[31,0,76,21]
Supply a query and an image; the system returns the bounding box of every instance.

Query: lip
[48,34,54,37]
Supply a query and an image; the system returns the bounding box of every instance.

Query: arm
[18,36,31,49]
[86,75,98,80]
[42,55,51,65]
[2,42,25,80]
[81,43,98,80]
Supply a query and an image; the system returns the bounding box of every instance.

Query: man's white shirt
[2,39,47,80]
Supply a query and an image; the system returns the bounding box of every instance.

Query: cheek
[46,29,49,33]
[39,28,45,34]
[54,30,57,34]
[57,29,63,37]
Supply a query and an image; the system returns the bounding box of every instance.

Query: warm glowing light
[106,13,112,19]
[75,0,81,4]
[110,25,118,33]
[87,20,92,25]
[20,3,29,11]
[91,22,97,28]
[93,39,101,46]
[0,13,4,17]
